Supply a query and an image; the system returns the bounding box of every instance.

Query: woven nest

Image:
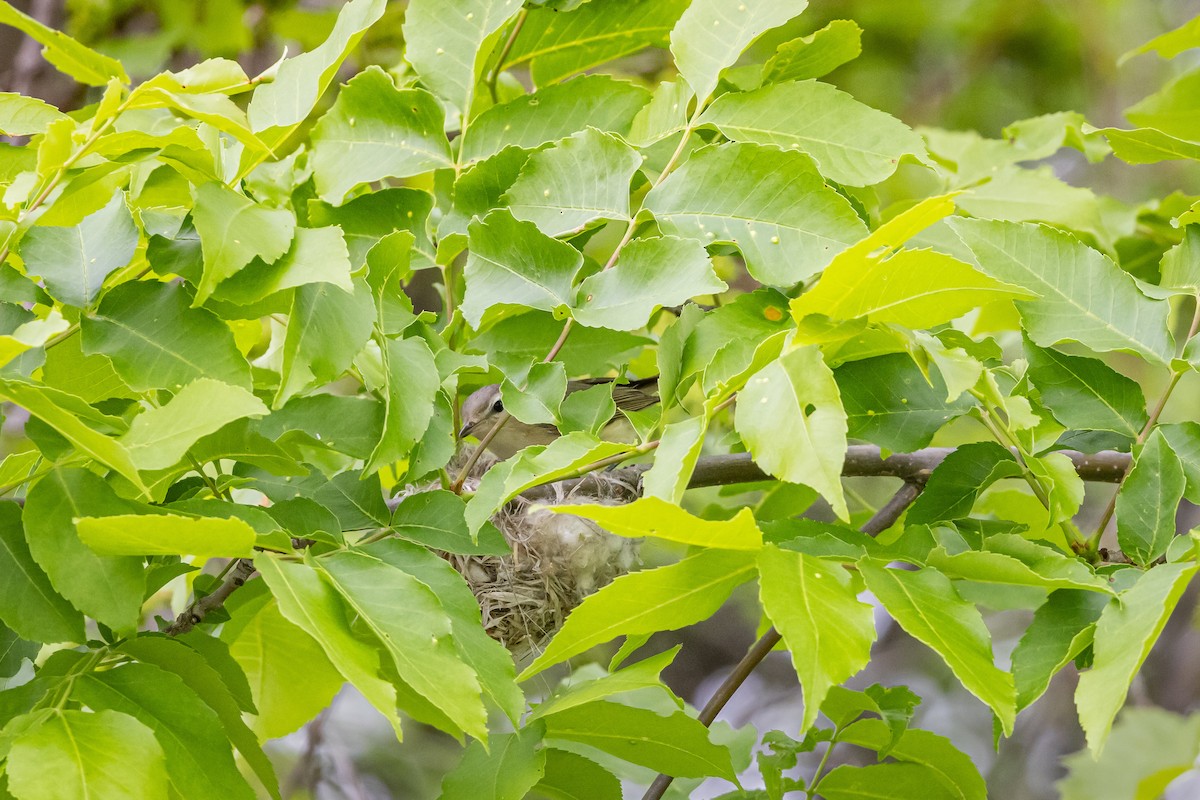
[402,449,642,664]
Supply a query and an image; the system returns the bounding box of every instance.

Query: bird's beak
[458,424,472,440]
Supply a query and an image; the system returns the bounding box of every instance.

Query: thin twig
[641,481,926,800]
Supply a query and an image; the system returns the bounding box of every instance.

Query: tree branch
[532,445,1131,502]
[165,558,256,636]
[640,480,927,800]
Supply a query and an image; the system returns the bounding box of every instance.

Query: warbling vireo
[459,376,659,459]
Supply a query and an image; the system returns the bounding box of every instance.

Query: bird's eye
[492,399,504,413]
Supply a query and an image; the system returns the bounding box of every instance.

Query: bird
[459,376,660,459]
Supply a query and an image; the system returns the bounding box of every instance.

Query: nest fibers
[397,448,642,665]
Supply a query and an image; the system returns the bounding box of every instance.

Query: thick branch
[538,445,1131,502]
[641,480,926,800]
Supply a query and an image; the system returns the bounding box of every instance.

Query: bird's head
[459,383,505,440]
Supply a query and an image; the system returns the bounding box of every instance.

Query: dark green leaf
[0,502,83,644]
[81,281,252,391]
[74,662,255,799]
[23,469,145,634]
[1116,429,1186,566]
[440,725,545,800]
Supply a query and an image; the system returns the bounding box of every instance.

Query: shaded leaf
[1116,429,1186,566]
[0,502,84,644]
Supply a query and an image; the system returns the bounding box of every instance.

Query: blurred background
[5,1,1200,797]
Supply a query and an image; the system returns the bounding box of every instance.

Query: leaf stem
[486,8,528,105]
[1085,292,1200,554]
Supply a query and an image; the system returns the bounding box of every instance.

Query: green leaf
[836,353,975,453]
[0,2,128,85]
[260,393,383,459]
[73,662,255,799]
[502,127,640,236]
[255,555,405,738]
[542,700,736,780]
[757,545,874,733]
[1122,15,1200,61]
[310,67,452,203]
[403,0,523,115]
[735,345,849,521]
[1160,422,1200,504]
[247,0,386,132]
[534,749,622,800]
[763,20,863,83]
[644,142,867,285]
[1100,126,1200,164]
[790,195,1032,327]
[546,497,761,550]
[837,721,986,800]
[22,469,145,633]
[948,218,1174,365]
[501,361,566,426]
[212,226,354,306]
[640,414,706,503]
[531,648,681,720]
[0,91,68,135]
[907,443,1020,524]
[519,548,756,679]
[76,513,256,558]
[191,181,296,304]
[440,726,545,800]
[6,710,167,800]
[1025,342,1147,438]
[459,75,649,163]
[276,278,374,405]
[461,209,583,327]
[39,333,131,404]
[364,335,440,473]
[313,469,390,530]
[0,379,145,493]
[926,536,1111,594]
[470,311,651,377]
[1011,589,1105,711]
[120,378,268,470]
[18,193,137,309]
[1160,224,1200,294]
[81,280,252,391]
[699,80,923,186]
[817,762,957,800]
[0,502,84,644]
[309,187,435,270]
[319,550,488,740]
[574,235,726,331]
[1076,562,1198,754]
[116,636,279,800]
[669,0,808,101]
[390,490,508,555]
[506,0,687,86]
[1117,429,1186,566]
[628,78,691,147]
[1060,708,1200,800]
[222,594,345,740]
[366,539,524,722]
[858,560,1016,734]
[1126,68,1200,141]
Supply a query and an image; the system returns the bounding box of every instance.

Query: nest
[401,449,642,664]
